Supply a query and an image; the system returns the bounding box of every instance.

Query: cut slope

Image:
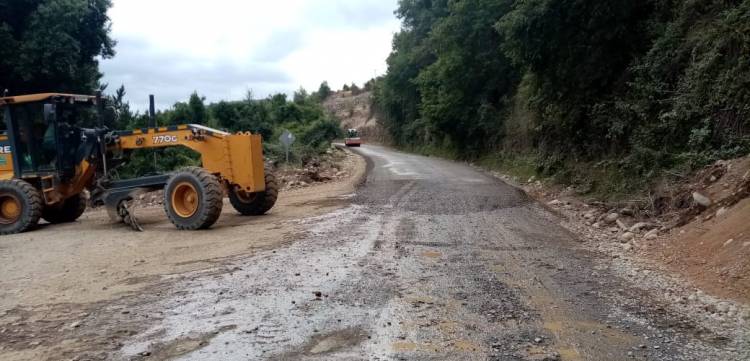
[323,91,388,143]
[646,156,750,302]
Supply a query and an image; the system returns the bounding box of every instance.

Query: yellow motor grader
[0,93,278,234]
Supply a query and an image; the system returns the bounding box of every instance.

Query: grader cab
[0,93,278,234]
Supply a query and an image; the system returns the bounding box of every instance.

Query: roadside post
[279,130,296,164]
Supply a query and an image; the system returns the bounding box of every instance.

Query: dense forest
[374,0,750,197]
[0,0,341,177]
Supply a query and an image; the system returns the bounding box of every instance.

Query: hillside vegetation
[373,0,750,199]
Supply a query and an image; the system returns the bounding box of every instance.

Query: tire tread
[164,167,224,230]
[0,179,43,235]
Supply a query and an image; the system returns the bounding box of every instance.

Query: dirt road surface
[0,146,745,360]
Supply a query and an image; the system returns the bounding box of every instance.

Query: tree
[109,84,134,129]
[0,0,116,95]
[293,87,308,104]
[317,81,332,100]
[188,92,207,125]
[212,101,238,130]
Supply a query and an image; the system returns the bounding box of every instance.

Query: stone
[604,213,620,224]
[619,232,635,242]
[629,222,651,232]
[692,192,712,207]
[548,199,562,206]
[592,222,601,229]
[716,302,731,313]
[723,239,734,247]
[715,207,728,218]
[616,219,629,231]
[644,229,659,240]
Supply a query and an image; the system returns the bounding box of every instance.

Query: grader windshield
[1,94,97,179]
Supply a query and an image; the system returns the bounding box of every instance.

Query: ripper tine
[122,198,144,232]
[104,189,147,231]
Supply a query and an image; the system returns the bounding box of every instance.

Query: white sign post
[279,130,296,164]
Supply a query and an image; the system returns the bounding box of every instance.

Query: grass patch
[476,152,540,182]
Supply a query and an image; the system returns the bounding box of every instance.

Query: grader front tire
[229,169,279,216]
[0,179,43,235]
[164,167,223,230]
[42,193,87,224]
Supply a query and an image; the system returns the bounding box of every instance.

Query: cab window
[10,103,57,173]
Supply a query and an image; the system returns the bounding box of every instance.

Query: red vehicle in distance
[345,128,362,147]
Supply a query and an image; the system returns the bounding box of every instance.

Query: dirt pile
[323,91,388,143]
[648,157,750,302]
[274,146,359,190]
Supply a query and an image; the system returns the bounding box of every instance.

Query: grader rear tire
[228,169,279,216]
[164,167,223,230]
[0,179,43,235]
[42,193,87,224]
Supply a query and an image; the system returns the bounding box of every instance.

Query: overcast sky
[100,0,400,111]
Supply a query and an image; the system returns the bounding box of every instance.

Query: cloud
[252,30,306,63]
[100,0,400,111]
[101,37,292,110]
[303,0,398,28]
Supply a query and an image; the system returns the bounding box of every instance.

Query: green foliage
[317,81,332,100]
[0,0,115,94]
[375,0,750,199]
[298,119,344,151]
[293,87,309,104]
[187,92,208,125]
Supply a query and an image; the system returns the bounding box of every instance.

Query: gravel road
[1,145,740,361]
[114,145,737,361]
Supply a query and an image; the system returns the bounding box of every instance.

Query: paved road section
[118,145,730,361]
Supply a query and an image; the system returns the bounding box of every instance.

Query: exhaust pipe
[148,94,156,128]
